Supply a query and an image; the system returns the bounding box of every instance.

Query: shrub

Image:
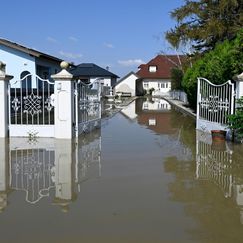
[182,30,243,110]
[171,67,183,90]
[227,97,243,142]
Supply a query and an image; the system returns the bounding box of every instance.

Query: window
[144,82,149,89]
[149,66,157,72]
[161,83,165,88]
[20,71,31,89]
[149,119,156,126]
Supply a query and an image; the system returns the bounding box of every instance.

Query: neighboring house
[114,71,139,97]
[69,63,119,87]
[0,38,119,92]
[136,55,185,96]
[0,38,62,87]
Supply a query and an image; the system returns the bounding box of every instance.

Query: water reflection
[196,130,243,223]
[1,97,243,242]
[0,129,101,212]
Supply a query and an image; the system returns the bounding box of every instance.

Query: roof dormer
[149,65,157,73]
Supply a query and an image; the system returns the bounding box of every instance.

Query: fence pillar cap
[51,61,73,80]
[0,61,13,80]
[0,61,6,77]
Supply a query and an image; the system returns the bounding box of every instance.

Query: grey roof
[0,38,63,63]
[69,63,119,78]
[114,71,139,87]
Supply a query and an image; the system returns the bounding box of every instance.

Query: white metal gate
[197,77,235,133]
[74,80,101,137]
[9,74,55,137]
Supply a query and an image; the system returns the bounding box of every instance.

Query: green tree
[182,30,243,109]
[166,0,243,52]
[171,67,184,90]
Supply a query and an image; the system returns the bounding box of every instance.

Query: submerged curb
[162,96,196,119]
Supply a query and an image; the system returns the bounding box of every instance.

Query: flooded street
[0,98,243,243]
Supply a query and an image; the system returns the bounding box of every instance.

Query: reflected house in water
[196,131,243,223]
[119,100,137,121]
[118,98,193,162]
[136,98,177,135]
[0,130,101,212]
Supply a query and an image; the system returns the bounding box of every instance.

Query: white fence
[0,62,102,139]
[74,80,101,137]
[196,77,235,134]
[8,74,55,137]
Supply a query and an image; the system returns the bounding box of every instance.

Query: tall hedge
[182,30,243,110]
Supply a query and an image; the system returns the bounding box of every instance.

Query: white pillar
[0,62,13,138]
[235,72,243,99]
[51,62,74,139]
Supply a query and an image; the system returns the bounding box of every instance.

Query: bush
[182,30,243,110]
[227,97,243,142]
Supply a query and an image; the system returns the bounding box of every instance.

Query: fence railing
[74,80,101,136]
[196,77,235,133]
[9,74,55,125]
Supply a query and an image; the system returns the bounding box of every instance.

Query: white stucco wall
[143,79,171,95]
[90,77,111,86]
[0,45,36,83]
[114,73,138,96]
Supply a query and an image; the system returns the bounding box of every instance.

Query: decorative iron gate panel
[9,74,55,137]
[197,77,235,133]
[74,80,101,137]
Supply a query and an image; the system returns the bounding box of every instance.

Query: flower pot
[211,130,226,141]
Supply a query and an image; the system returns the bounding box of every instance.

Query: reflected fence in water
[0,130,101,212]
[196,131,243,223]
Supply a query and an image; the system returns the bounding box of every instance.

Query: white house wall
[143,79,171,95]
[90,77,111,86]
[115,73,137,96]
[0,45,36,85]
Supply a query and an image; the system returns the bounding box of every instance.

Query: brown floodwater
[0,97,243,243]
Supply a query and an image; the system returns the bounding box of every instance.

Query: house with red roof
[136,55,185,96]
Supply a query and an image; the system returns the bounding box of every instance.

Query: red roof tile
[136,55,186,79]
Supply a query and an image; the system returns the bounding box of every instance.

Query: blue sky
[1,0,184,77]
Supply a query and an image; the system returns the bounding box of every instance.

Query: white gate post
[235,72,243,99]
[0,62,13,138]
[196,77,201,130]
[51,61,74,139]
